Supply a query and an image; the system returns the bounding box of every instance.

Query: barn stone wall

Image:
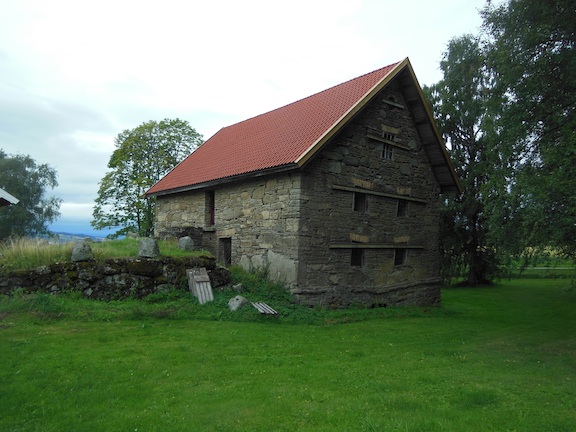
[292,80,443,307]
[154,174,302,286]
[155,192,206,243]
[213,174,302,285]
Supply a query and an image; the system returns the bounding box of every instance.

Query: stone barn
[146,58,461,307]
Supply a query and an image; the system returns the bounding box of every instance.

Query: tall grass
[0,237,210,272]
[0,237,72,271]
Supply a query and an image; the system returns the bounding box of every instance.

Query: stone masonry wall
[155,191,206,242]
[0,256,230,301]
[293,79,442,307]
[215,174,301,285]
[155,174,302,286]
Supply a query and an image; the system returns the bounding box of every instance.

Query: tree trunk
[467,249,491,286]
[465,222,492,286]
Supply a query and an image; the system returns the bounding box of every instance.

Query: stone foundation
[291,278,442,308]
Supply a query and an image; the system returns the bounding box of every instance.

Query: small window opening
[353,192,368,213]
[382,132,395,141]
[205,190,215,226]
[394,248,407,267]
[382,144,394,160]
[351,248,365,267]
[397,199,409,217]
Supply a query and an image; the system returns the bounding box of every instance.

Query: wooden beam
[366,133,411,150]
[382,98,405,109]
[333,185,428,203]
[330,244,425,249]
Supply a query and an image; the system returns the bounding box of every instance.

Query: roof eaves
[148,163,300,197]
[0,187,19,207]
[401,62,463,194]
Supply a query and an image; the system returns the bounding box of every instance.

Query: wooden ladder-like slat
[251,302,278,316]
[187,268,214,304]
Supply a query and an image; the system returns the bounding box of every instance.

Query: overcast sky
[0,0,486,237]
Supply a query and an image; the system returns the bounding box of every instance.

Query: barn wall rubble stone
[0,256,230,300]
[292,81,443,307]
[155,173,302,287]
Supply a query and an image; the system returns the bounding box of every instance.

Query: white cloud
[0,0,485,235]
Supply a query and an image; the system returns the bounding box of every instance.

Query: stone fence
[0,255,230,301]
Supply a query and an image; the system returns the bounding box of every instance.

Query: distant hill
[46,232,106,244]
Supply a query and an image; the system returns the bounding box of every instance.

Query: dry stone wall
[0,256,230,300]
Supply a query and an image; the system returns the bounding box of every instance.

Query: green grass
[0,237,73,272]
[91,237,206,259]
[0,278,574,431]
[512,266,575,279]
[0,237,209,272]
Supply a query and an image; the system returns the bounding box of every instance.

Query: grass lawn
[1,278,574,431]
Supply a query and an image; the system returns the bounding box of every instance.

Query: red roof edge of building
[145,58,461,196]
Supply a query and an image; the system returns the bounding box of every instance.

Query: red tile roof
[146,61,404,196]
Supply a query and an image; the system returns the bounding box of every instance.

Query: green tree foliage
[92,118,203,238]
[482,0,576,259]
[424,36,513,285]
[0,150,61,239]
[425,0,575,283]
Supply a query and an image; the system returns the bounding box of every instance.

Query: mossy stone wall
[0,256,230,300]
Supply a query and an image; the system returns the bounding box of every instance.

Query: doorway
[219,237,232,266]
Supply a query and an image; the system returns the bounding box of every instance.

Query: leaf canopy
[0,150,61,239]
[92,118,203,238]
